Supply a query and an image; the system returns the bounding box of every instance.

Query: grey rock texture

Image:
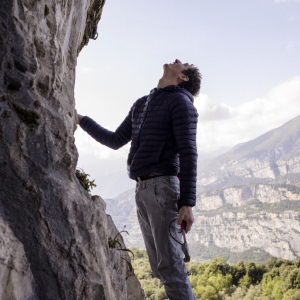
[189,210,300,261]
[0,218,34,299]
[106,215,144,300]
[196,184,300,210]
[0,0,144,299]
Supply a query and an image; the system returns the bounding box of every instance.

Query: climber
[76,59,201,300]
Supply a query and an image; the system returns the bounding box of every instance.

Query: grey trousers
[135,176,196,300]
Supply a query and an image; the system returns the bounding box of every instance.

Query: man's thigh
[136,176,184,277]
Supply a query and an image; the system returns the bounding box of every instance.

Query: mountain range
[105,115,300,262]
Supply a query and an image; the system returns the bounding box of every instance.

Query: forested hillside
[131,248,300,300]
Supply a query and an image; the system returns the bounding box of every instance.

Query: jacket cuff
[177,201,195,211]
[79,116,89,128]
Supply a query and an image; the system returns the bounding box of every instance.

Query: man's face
[164,59,194,75]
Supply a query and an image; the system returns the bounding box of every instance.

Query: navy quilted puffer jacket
[79,85,198,209]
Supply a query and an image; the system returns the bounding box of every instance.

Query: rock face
[0,218,34,299]
[189,210,300,261]
[196,184,300,210]
[0,0,144,299]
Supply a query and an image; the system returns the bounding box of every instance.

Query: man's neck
[157,77,178,89]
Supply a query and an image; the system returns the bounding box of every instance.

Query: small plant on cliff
[108,226,134,271]
[75,168,97,193]
[44,5,49,17]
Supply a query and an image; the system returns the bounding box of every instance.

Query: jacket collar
[152,85,194,103]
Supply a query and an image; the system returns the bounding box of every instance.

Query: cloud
[196,94,236,121]
[77,67,93,74]
[75,126,130,160]
[194,76,300,153]
[286,41,298,50]
[75,77,300,159]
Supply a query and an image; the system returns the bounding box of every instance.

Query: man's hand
[76,113,84,125]
[177,206,194,233]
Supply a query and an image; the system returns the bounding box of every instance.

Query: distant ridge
[229,114,300,159]
[198,115,300,191]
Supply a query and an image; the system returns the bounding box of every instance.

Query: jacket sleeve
[79,109,132,150]
[169,93,198,210]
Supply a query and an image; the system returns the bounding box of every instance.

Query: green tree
[283,268,300,291]
[245,261,258,284]
[195,284,218,300]
[266,256,278,271]
[131,247,146,259]
[222,286,247,300]
[230,260,246,285]
[210,257,227,265]
[262,268,281,297]
[152,288,168,300]
[238,274,252,287]
[293,259,300,268]
[255,263,267,283]
[282,289,300,300]
[189,274,198,288]
[243,284,264,300]
[276,259,292,269]
[186,261,200,276]
[130,247,300,300]
[271,279,283,300]
[207,273,232,291]
[197,263,207,275]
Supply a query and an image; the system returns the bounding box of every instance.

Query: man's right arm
[76,110,132,150]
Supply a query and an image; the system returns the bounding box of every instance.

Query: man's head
[164,59,202,96]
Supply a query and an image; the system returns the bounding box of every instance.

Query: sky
[74,0,300,196]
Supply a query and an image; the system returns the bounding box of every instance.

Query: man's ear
[179,73,189,82]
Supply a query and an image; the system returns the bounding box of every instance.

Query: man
[77,59,201,299]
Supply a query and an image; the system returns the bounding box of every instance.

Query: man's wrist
[76,114,84,125]
[178,202,194,211]
[179,205,193,211]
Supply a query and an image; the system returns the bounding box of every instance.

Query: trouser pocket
[154,178,180,210]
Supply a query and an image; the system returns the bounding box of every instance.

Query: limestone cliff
[0,0,144,299]
[189,209,300,261]
[105,184,300,262]
[196,184,300,210]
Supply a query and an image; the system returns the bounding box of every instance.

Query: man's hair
[178,67,202,97]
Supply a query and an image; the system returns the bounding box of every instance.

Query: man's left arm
[170,94,198,233]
